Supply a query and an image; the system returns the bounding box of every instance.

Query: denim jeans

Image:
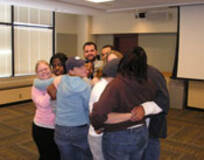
[102,126,148,160]
[54,124,93,160]
[142,138,160,160]
[88,134,105,160]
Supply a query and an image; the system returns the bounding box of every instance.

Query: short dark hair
[102,58,120,77]
[118,46,147,83]
[102,44,114,50]
[83,42,97,50]
[50,52,68,73]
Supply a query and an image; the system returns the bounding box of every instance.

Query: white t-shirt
[89,78,108,137]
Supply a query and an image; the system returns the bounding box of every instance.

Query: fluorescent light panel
[86,0,114,3]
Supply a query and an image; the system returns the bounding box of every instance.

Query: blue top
[33,78,54,90]
[33,77,57,113]
[56,75,91,127]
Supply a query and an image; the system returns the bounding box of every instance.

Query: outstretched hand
[130,106,145,122]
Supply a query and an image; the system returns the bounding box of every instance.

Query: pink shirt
[32,86,55,128]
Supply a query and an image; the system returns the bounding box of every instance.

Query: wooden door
[114,34,138,54]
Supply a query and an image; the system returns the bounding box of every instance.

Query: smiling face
[36,62,52,80]
[83,44,97,61]
[52,58,65,76]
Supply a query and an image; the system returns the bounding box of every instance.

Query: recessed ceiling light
[86,0,115,3]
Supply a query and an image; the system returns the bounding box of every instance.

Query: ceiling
[60,0,204,12]
[1,0,204,15]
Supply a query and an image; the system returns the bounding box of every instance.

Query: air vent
[135,11,172,21]
[146,11,172,21]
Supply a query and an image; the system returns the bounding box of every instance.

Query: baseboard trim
[0,100,32,108]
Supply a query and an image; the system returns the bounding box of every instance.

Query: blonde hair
[35,60,50,73]
[105,50,123,64]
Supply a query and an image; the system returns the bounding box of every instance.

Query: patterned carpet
[0,102,203,160]
[160,108,204,160]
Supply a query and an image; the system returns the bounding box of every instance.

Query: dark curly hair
[50,52,68,74]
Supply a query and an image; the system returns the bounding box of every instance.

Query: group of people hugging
[31,41,169,160]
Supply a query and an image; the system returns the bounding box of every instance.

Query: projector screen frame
[173,5,204,81]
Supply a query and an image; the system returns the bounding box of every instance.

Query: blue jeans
[142,138,160,160]
[102,126,148,160]
[54,124,93,160]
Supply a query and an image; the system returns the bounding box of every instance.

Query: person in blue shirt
[52,56,93,160]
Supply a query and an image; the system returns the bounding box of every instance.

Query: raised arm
[47,83,57,100]
[46,76,62,100]
[33,78,54,90]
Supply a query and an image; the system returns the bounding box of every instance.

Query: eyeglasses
[37,67,49,73]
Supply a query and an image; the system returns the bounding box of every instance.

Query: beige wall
[188,81,204,109]
[55,13,95,58]
[92,8,177,34]
[95,35,114,53]
[55,12,79,57]
[138,33,176,72]
[77,15,95,58]
[55,12,78,34]
[56,33,77,57]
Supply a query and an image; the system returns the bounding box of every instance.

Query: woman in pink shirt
[32,60,60,160]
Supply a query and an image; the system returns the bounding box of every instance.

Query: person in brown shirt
[90,46,157,160]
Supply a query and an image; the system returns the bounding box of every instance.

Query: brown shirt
[90,74,157,132]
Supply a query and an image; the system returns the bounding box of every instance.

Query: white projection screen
[177,5,204,80]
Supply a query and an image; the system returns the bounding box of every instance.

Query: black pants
[32,123,60,160]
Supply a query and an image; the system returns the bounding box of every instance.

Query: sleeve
[47,83,57,100]
[33,78,54,90]
[154,87,169,114]
[90,81,119,130]
[142,101,162,116]
[148,66,170,114]
[32,86,51,108]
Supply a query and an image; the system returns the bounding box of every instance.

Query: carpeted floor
[0,102,203,160]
